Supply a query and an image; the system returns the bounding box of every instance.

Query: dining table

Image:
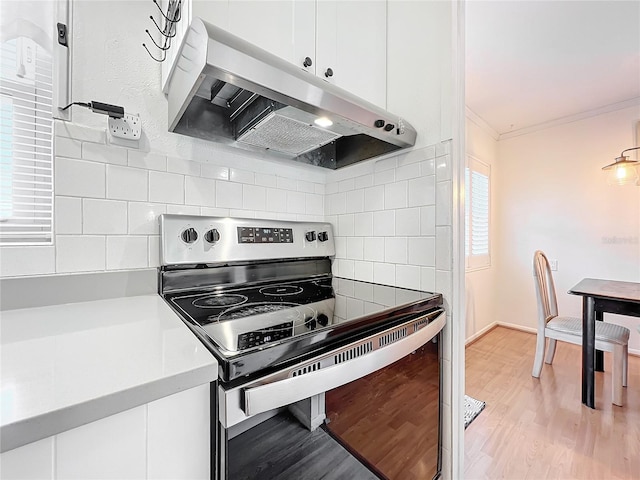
[569,278,640,409]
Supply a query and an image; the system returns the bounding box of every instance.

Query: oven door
[218,308,444,428]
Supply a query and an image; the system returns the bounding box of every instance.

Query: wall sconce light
[602,147,640,186]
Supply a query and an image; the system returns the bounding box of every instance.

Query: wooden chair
[532,250,630,406]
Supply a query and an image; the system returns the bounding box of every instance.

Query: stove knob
[181,227,198,244]
[317,231,329,242]
[204,228,220,244]
[305,231,317,242]
[306,317,317,330]
[317,313,329,327]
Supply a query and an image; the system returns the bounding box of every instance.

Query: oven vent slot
[413,317,431,332]
[334,342,373,365]
[379,327,408,347]
[292,362,321,377]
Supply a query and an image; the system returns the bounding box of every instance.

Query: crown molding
[465,106,500,141]
[498,97,640,141]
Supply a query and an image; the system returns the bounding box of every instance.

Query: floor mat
[464,394,486,429]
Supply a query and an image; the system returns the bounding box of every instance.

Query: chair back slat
[533,250,558,326]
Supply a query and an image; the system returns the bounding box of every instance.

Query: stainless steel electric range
[158,214,445,479]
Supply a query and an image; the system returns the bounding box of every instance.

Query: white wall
[494,105,640,352]
[464,115,499,341]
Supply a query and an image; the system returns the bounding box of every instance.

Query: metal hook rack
[143,0,183,62]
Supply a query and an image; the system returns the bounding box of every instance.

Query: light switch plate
[549,259,558,271]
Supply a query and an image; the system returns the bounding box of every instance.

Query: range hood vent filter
[237,113,341,156]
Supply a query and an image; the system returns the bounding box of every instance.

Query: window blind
[465,156,490,269]
[0,36,54,245]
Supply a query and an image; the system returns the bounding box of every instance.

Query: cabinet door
[317,0,387,109]
[228,0,314,69]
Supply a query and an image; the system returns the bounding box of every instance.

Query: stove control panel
[160,215,335,265]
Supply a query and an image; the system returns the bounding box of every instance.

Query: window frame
[465,155,491,271]
[0,0,69,246]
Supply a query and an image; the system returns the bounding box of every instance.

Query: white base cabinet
[0,384,211,480]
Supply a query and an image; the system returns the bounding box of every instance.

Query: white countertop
[0,295,218,452]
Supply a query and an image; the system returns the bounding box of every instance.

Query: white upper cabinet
[162,0,387,109]
[316,1,387,109]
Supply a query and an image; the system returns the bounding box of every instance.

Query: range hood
[166,18,417,170]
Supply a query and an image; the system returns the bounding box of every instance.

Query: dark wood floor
[228,411,379,480]
[465,326,640,480]
[325,341,440,480]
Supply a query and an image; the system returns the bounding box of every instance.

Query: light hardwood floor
[465,326,640,480]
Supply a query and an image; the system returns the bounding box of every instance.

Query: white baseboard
[466,321,640,357]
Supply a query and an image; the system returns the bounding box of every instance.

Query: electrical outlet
[549,259,558,271]
[108,113,141,140]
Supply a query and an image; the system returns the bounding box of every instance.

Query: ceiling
[465,0,640,137]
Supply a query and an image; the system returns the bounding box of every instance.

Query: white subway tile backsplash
[363,185,384,212]
[185,177,216,207]
[339,259,355,278]
[421,267,436,291]
[436,153,452,182]
[55,196,82,234]
[106,236,148,270]
[408,176,435,207]
[305,193,323,215]
[55,121,106,144]
[363,237,384,262]
[420,205,437,236]
[420,159,436,176]
[396,162,421,181]
[374,157,397,172]
[384,181,408,209]
[56,235,106,273]
[436,181,452,226]
[334,237,347,259]
[255,173,277,188]
[384,237,407,264]
[55,136,82,158]
[0,246,55,276]
[243,184,266,211]
[286,191,306,214]
[395,265,420,289]
[128,203,166,234]
[436,269,452,307]
[373,210,395,236]
[106,165,148,201]
[436,226,452,270]
[346,237,364,260]
[167,204,200,215]
[216,181,243,209]
[266,188,287,212]
[200,207,230,217]
[338,215,355,237]
[353,261,373,282]
[201,164,229,181]
[408,237,436,266]
[128,150,167,171]
[314,183,326,195]
[297,179,315,192]
[325,182,339,195]
[338,178,355,193]
[395,207,420,236]
[148,235,160,267]
[276,176,295,191]
[354,174,374,189]
[230,168,255,184]
[83,199,127,234]
[354,212,373,237]
[149,171,184,204]
[82,142,127,165]
[55,158,105,198]
[167,157,201,176]
[345,189,364,213]
[373,169,395,185]
[329,192,346,215]
[373,263,395,285]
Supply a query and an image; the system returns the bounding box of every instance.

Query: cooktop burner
[259,285,304,296]
[193,294,248,308]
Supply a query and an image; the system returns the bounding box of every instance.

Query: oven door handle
[243,310,446,417]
